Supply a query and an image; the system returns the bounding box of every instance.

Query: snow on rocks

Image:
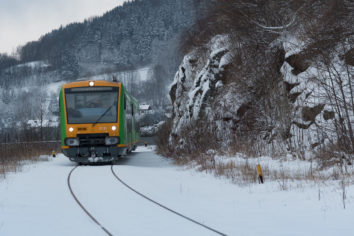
[187,47,229,120]
[168,29,353,159]
[169,35,232,137]
[281,40,354,155]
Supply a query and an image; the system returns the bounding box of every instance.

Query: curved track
[111,165,227,236]
[67,166,113,236]
[67,164,227,236]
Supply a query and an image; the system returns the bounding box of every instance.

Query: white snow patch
[282,35,306,58]
[15,61,50,69]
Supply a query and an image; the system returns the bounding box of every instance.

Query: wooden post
[257,164,264,184]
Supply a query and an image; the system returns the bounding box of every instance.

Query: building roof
[139,104,150,110]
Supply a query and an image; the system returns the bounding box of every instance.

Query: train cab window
[65,86,119,124]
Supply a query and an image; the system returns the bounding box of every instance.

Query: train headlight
[89,81,95,87]
[65,138,80,146]
[68,127,74,132]
[105,136,119,146]
[111,125,117,131]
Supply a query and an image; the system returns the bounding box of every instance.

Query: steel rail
[111,165,227,236]
[67,166,113,236]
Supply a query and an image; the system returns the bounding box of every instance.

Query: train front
[59,80,123,163]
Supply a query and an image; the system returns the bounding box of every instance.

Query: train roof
[62,80,121,89]
[61,80,138,104]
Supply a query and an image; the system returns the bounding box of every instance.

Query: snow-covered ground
[1,146,353,236]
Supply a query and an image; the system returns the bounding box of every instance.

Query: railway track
[67,164,227,236]
[110,165,227,236]
[67,166,113,236]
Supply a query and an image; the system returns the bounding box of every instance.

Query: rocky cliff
[165,0,353,160]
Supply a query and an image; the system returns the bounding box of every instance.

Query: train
[59,80,140,163]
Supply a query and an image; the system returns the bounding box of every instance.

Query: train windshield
[65,87,119,124]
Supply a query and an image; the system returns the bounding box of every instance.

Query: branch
[250,16,297,30]
[242,1,313,32]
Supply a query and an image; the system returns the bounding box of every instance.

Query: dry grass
[181,152,353,208]
[155,119,173,156]
[0,142,60,179]
[176,152,354,191]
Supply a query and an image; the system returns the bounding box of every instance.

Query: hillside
[1,0,209,80]
[0,0,209,142]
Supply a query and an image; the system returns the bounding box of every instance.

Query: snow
[46,80,66,95]
[1,146,354,236]
[0,158,103,236]
[0,78,65,129]
[140,121,164,137]
[172,35,231,134]
[78,66,151,83]
[15,61,50,69]
[280,37,354,153]
[282,35,306,58]
[136,67,150,82]
[215,80,223,88]
[209,35,230,52]
[27,119,58,128]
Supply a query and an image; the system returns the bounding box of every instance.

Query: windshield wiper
[92,103,114,127]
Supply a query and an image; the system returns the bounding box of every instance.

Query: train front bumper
[62,146,125,163]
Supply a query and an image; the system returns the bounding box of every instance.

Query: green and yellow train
[59,80,140,163]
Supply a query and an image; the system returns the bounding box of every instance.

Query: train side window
[124,95,127,110]
[131,104,134,116]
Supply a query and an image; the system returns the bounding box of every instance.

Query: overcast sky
[0,0,126,54]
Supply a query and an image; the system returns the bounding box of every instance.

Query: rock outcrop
[167,33,354,158]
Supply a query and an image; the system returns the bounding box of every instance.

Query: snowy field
[0,146,353,236]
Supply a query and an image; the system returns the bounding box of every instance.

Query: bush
[0,142,60,179]
[155,119,173,156]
